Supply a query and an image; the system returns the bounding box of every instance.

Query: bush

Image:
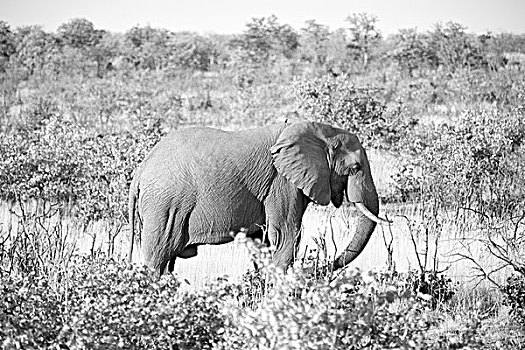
[390,107,525,218]
[0,105,162,221]
[1,257,232,349]
[220,265,436,350]
[293,74,412,148]
[0,245,500,349]
[404,270,456,309]
[502,274,525,327]
[0,273,66,348]
[61,258,231,349]
[377,270,456,308]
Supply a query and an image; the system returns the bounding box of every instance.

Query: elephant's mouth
[344,175,390,225]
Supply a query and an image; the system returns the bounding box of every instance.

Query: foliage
[390,28,435,76]
[391,107,525,217]
[222,233,468,349]
[124,25,173,70]
[0,257,232,349]
[55,18,109,77]
[221,268,434,350]
[298,20,330,67]
[294,74,411,147]
[230,15,299,66]
[0,257,483,349]
[404,270,456,309]
[502,274,525,327]
[0,201,77,278]
[0,273,67,348]
[294,75,385,138]
[1,14,524,79]
[169,32,220,71]
[427,22,485,71]
[345,13,382,71]
[0,100,163,221]
[0,21,17,73]
[57,18,103,49]
[0,228,518,349]
[62,258,230,349]
[11,25,61,78]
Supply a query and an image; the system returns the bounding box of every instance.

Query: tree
[12,25,62,77]
[390,28,434,77]
[324,29,349,74]
[90,31,122,77]
[124,25,172,70]
[57,18,108,77]
[0,21,16,73]
[478,32,525,71]
[345,13,382,71]
[169,32,219,71]
[57,18,102,49]
[427,22,484,71]
[231,15,299,66]
[299,20,330,67]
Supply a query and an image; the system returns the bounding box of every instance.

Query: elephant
[128,121,389,275]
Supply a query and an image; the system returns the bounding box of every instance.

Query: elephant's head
[271,121,389,269]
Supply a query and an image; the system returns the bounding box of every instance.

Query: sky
[1,0,524,35]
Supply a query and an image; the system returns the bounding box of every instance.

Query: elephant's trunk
[333,158,381,269]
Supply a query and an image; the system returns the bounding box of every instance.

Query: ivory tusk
[354,202,392,225]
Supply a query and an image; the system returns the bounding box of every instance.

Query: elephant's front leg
[264,178,309,271]
[266,223,300,271]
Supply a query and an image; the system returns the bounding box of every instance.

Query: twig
[512,211,525,240]
[398,214,424,274]
[454,252,502,288]
[459,206,490,223]
[381,214,394,271]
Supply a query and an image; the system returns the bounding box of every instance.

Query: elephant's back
[139,127,228,169]
[149,125,283,163]
[165,124,282,147]
[137,124,283,196]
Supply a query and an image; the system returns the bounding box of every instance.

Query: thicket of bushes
[2,252,510,349]
[392,107,525,215]
[0,99,162,222]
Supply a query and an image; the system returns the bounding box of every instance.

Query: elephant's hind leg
[142,206,181,276]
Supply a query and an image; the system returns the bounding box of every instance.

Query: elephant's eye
[349,163,361,175]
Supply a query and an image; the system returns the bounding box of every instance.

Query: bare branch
[402,215,424,274]
[454,252,502,288]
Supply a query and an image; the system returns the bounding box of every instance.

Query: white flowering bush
[220,269,434,350]
[1,257,232,349]
[0,239,516,349]
[0,100,162,222]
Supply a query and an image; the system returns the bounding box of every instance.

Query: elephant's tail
[128,180,138,263]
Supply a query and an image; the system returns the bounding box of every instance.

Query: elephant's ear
[271,122,331,205]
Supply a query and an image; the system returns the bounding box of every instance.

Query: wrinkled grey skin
[128,121,383,275]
